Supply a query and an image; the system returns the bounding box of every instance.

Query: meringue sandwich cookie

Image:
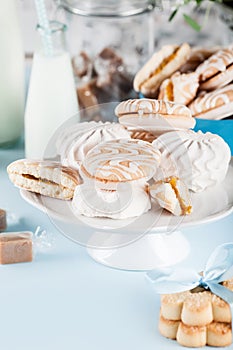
[115,98,196,135]
[189,84,233,120]
[152,130,231,193]
[73,139,161,219]
[7,159,81,200]
[81,139,161,183]
[150,177,192,216]
[196,47,233,91]
[158,71,199,106]
[133,43,191,97]
[180,46,221,73]
[56,121,130,170]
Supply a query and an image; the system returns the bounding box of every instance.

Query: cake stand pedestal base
[87,231,190,271]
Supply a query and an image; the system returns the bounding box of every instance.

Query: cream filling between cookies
[140,47,180,90]
[22,174,61,187]
[169,177,192,215]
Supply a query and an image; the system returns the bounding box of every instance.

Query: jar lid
[58,0,155,17]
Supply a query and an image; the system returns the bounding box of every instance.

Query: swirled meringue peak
[56,121,130,170]
[152,130,231,192]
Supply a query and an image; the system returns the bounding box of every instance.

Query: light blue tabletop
[0,140,233,350]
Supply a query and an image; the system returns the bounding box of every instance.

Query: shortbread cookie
[223,278,233,291]
[177,322,207,347]
[189,84,233,120]
[212,294,231,323]
[115,98,195,135]
[158,72,199,105]
[196,47,233,90]
[161,291,191,321]
[159,280,233,347]
[159,314,180,340]
[150,177,192,216]
[152,130,231,192]
[181,291,213,326]
[133,43,191,97]
[207,322,232,347]
[7,159,81,200]
[56,121,130,170]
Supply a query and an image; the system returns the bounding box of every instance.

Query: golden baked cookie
[158,71,199,106]
[133,43,191,97]
[196,47,233,91]
[115,98,196,136]
[159,280,233,347]
[189,84,233,120]
[7,159,81,200]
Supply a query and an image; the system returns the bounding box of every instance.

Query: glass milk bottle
[0,0,24,147]
[25,21,79,159]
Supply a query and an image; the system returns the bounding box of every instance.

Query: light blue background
[195,119,233,154]
[0,140,233,350]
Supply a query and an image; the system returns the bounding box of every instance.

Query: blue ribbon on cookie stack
[146,243,233,325]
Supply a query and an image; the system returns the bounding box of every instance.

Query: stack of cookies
[134,43,233,120]
[159,279,233,347]
[6,101,231,220]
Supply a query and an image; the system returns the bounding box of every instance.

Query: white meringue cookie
[56,121,130,170]
[152,130,231,192]
[72,179,151,219]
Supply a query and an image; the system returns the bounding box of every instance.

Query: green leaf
[169,8,178,22]
[183,13,202,31]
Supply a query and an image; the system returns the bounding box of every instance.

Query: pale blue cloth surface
[0,141,233,350]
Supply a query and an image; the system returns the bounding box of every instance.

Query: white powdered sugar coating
[56,121,130,170]
[81,139,161,182]
[152,130,231,192]
[196,48,233,81]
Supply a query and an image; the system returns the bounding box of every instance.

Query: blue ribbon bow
[146,243,233,322]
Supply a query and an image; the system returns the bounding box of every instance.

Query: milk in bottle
[25,21,79,159]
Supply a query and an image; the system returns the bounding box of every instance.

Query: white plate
[20,158,233,232]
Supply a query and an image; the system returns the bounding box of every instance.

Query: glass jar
[153,0,227,48]
[55,0,155,108]
[217,2,233,45]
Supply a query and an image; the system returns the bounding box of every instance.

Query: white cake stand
[21,159,233,271]
[20,103,233,270]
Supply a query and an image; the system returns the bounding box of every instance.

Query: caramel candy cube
[0,209,7,231]
[0,232,33,264]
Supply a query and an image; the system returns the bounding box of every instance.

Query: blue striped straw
[34,0,54,56]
